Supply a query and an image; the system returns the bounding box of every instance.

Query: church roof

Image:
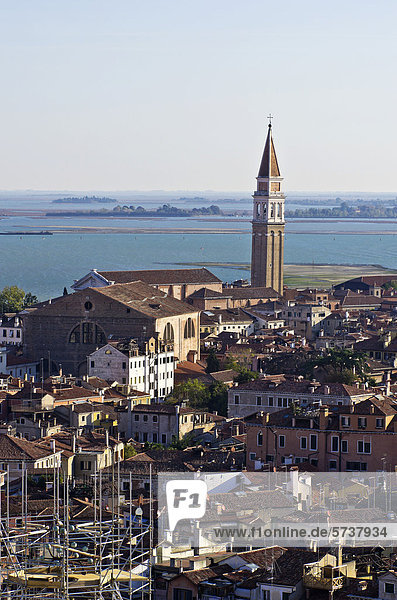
[97,267,221,286]
[257,124,281,178]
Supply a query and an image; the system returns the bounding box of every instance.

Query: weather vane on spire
[267,113,273,127]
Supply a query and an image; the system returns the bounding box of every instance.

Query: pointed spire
[257,122,281,178]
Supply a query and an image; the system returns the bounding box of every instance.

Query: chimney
[384,371,391,397]
[319,406,329,429]
[72,435,76,454]
[105,430,109,447]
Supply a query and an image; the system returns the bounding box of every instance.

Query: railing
[303,573,345,590]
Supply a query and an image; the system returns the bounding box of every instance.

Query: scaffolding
[0,462,154,599]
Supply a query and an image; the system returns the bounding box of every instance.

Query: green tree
[124,444,137,459]
[23,292,39,307]
[171,379,210,409]
[169,433,196,450]
[206,349,220,373]
[0,286,26,313]
[208,382,228,416]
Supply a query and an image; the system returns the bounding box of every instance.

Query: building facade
[23,281,200,375]
[251,121,285,294]
[246,396,397,471]
[88,338,174,400]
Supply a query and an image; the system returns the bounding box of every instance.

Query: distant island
[46,203,223,217]
[52,196,117,204]
[286,201,397,219]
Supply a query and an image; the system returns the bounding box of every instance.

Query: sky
[0,0,396,192]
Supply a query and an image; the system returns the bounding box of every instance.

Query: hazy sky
[1,0,396,192]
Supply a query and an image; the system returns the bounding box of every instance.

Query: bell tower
[251,118,285,294]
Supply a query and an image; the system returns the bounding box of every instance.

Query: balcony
[303,565,345,591]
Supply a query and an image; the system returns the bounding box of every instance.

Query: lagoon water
[0,194,396,299]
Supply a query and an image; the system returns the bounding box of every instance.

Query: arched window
[270,203,274,217]
[257,431,263,446]
[68,322,106,345]
[163,322,174,342]
[184,318,195,339]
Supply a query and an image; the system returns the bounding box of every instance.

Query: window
[134,414,139,421]
[153,415,158,422]
[153,433,158,443]
[184,318,195,339]
[341,416,350,427]
[277,398,282,407]
[257,432,263,446]
[357,441,371,454]
[122,362,127,370]
[331,436,339,453]
[162,434,167,444]
[163,322,174,342]
[346,461,367,471]
[173,589,193,600]
[310,434,317,451]
[268,397,273,406]
[249,452,256,460]
[143,433,148,442]
[358,417,367,429]
[341,440,348,453]
[329,460,337,471]
[143,415,148,422]
[376,418,384,428]
[234,395,240,405]
[278,435,285,448]
[84,301,93,311]
[385,582,395,594]
[69,322,106,345]
[300,437,307,450]
[90,360,95,368]
[256,396,262,406]
[282,593,291,600]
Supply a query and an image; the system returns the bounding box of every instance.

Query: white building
[88,337,174,400]
[0,346,38,378]
[0,314,23,345]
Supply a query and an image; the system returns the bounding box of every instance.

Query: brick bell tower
[251,117,285,294]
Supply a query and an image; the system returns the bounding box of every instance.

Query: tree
[171,379,210,409]
[23,292,39,307]
[0,286,26,313]
[206,349,220,373]
[124,444,137,459]
[208,382,228,416]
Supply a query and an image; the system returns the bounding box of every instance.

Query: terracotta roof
[234,546,285,568]
[97,267,221,285]
[0,435,56,461]
[201,309,253,324]
[234,378,371,398]
[209,490,293,511]
[209,370,238,383]
[188,287,226,299]
[222,287,279,300]
[177,565,232,585]
[92,281,197,318]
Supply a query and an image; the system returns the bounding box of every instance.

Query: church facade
[251,121,285,295]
